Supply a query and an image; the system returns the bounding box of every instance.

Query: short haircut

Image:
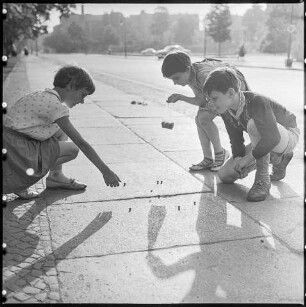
[203,67,241,95]
[53,65,95,94]
[161,51,191,78]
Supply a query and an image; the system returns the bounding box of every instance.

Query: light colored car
[155,45,191,59]
[141,48,156,56]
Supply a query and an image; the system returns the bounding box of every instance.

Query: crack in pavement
[45,190,213,206]
[54,235,268,261]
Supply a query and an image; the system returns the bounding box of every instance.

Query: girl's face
[168,67,191,86]
[65,86,89,108]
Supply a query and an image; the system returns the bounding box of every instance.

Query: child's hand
[102,169,121,187]
[167,93,183,103]
[234,157,250,179]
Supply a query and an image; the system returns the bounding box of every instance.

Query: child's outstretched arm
[167,93,205,107]
[55,116,121,187]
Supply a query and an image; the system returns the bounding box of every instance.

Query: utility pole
[35,38,38,56]
[120,19,127,58]
[202,17,207,58]
[285,4,294,67]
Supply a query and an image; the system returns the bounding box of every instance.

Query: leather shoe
[247,179,271,202]
[270,152,293,181]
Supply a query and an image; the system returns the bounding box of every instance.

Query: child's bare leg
[195,113,213,160]
[197,110,229,171]
[47,141,79,181]
[197,110,223,154]
[47,130,79,183]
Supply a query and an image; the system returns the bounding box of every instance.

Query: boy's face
[206,89,233,114]
[168,70,190,86]
[65,86,89,108]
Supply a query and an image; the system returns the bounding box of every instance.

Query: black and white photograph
[2,1,304,304]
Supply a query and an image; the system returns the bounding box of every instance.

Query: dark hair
[161,51,191,78]
[53,65,95,94]
[203,67,241,95]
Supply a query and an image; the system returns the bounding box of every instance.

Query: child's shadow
[190,169,250,202]
[4,207,112,295]
[3,188,86,269]
[145,187,268,302]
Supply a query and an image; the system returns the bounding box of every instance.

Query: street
[3,54,304,304]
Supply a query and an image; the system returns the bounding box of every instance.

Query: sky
[46,3,267,32]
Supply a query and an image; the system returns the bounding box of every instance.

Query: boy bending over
[203,67,299,202]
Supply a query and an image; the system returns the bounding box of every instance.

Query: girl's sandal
[189,159,213,171]
[16,189,40,200]
[46,177,87,190]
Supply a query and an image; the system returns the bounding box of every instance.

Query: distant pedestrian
[203,67,299,201]
[161,51,251,172]
[3,65,121,199]
[24,46,29,56]
[238,44,245,61]
[11,44,17,57]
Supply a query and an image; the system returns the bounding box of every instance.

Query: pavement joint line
[210,193,304,256]
[53,235,267,261]
[45,191,213,206]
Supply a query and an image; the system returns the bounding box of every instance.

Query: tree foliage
[150,6,169,46]
[3,3,75,54]
[260,4,302,54]
[206,4,232,55]
[173,15,198,45]
[242,4,266,42]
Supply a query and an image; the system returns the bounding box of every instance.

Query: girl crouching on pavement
[161,51,251,172]
[3,65,121,199]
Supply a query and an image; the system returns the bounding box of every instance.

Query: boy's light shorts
[283,127,300,155]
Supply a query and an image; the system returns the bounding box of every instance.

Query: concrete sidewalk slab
[69,103,111,119]
[47,194,264,259]
[43,161,210,204]
[126,123,203,151]
[76,126,145,145]
[120,116,195,126]
[232,197,303,254]
[56,238,302,303]
[68,143,169,165]
[99,104,185,118]
[71,116,121,128]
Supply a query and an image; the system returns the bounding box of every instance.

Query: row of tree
[3,3,303,60]
[2,3,76,56]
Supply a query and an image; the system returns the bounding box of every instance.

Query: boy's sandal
[16,189,40,200]
[210,149,230,172]
[189,159,213,171]
[46,178,87,190]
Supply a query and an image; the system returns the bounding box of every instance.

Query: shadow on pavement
[3,188,104,296]
[144,178,299,302]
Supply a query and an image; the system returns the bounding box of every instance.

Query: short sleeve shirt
[188,59,250,108]
[4,88,69,141]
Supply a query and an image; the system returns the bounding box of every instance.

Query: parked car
[155,45,191,59]
[141,48,156,56]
